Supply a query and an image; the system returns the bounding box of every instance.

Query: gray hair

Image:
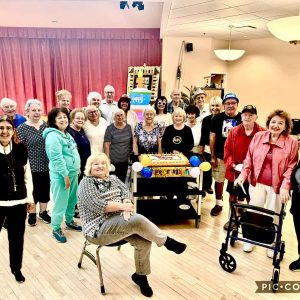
[104,85,115,93]
[112,108,125,119]
[143,106,156,117]
[87,91,102,104]
[0,97,17,109]
[25,99,42,113]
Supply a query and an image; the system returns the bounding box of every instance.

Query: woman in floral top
[133,106,162,155]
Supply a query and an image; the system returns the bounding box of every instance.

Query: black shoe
[12,270,25,283]
[164,236,187,254]
[206,188,214,194]
[223,221,236,231]
[210,205,223,216]
[132,273,153,297]
[28,213,37,226]
[289,258,300,271]
[39,211,51,224]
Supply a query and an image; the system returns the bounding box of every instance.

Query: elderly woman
[0,115,34,283]
[87,91,102,108]
[77,153,186,297]
[68,108,91,182]
[185,105,201,154]
[235,109,298,255]
[223,105,264,230]
[117,96,138,133]
[0,98,26,127]
[133,106,162,155]
[199,96,223,194]
[162,108,194,158]
[104,109,132,183]
[55,89,72,114]
[43,108,81,243]
[153,96,172,134]
[83,105,108,154]
[16,99,51,226]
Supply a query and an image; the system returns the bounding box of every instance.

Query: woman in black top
[0,115,34,283]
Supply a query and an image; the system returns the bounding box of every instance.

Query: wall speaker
[186,43,193,52]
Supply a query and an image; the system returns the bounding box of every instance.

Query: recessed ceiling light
[52,20,58,23]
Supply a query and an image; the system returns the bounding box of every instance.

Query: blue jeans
[93,213,167,275]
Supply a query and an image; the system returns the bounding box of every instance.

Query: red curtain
[0,27,161,114]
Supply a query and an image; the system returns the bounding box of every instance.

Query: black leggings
[293,214,300,256]
[0,204,27,272]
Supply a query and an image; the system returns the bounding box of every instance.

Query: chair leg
[95,245,105,294]
[78,240,88,268]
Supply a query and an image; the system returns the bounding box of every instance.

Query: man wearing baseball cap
[209,92,242,216]
[223,104,264,230]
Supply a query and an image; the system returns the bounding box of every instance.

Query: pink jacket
[239,131,298,194]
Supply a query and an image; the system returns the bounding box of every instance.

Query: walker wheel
[271,269,280,292]
[219,253,236,273]
[279,241,285,261]
[78,262,82,268]
[230,229,238,247]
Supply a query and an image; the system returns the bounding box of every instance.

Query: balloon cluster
[132,161,153,178]
[189,155,211,178]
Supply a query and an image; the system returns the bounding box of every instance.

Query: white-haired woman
[199,96,223,194]
[83,105,108,154]
[16,99,51,226]
[104,109,132,183]
[133,106,162,155]
[0,98,26,127]
[77,153,186,298]
[162,108,194,158]
[87,91,102,108]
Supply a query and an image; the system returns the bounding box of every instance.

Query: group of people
[1,85,300,297]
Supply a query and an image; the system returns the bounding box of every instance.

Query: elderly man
[193,88,209,122]
[167,89,187,114]
[87,91,102,108]
[0,98,26,127]
[100,85,118,123]
[209,93,242,216]
[55,89,72,114]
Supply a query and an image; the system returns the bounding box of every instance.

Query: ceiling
[0,0,299,40]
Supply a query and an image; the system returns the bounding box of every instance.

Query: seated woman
[77,153,187,298]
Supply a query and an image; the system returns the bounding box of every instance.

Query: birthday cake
[139,153,190,167]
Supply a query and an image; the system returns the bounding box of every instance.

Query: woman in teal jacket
[43,107,81,243]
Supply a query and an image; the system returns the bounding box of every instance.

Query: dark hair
[185,105,200,118]
[47,107,70,130]
[0,115,19,143]
[154,96,168,114]
[117,96,131,112]
[266,109,292,135]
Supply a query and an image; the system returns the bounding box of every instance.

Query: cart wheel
[279,241,285,261]
[219,253,236,273]
[230,229,238,247]
[271,269,280,292]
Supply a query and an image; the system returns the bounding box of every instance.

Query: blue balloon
[141,167,153,178]
[189,155,201,167]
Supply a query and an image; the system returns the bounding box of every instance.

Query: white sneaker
[243,242,254,253]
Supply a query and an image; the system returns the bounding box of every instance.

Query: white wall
[162,36,300,123]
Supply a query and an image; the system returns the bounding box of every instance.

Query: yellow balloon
[141,156,151,167]
[200,161,211,172]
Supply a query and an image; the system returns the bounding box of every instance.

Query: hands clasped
[121,202,134,221]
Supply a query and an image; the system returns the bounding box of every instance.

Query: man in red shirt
[223,105,264,229]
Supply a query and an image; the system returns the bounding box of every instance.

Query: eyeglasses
[92,98,100,101]
[157,101,166,106]
[0,126,13,131]
[224,101,237,106]
[105,91,114,94]
[88,110,98,114]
